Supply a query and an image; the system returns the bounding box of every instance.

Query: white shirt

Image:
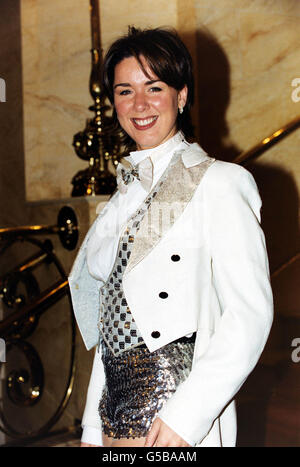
[83,131,188,445]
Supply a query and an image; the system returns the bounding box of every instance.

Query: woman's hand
[144,418,191,447]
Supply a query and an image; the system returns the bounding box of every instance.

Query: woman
[68,26,273,447]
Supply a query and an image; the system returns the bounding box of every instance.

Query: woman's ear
[178,85,188,110]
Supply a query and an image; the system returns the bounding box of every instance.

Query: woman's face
[113,56,187,150]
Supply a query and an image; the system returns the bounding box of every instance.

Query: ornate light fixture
[71,0,122,196]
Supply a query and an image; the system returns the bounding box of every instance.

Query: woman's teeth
[133,116,158,127]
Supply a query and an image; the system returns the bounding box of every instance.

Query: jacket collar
[181,143,211,168]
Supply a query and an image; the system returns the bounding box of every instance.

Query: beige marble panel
[231,8,299,150]
[195,2,300,153]
[100,0,177,51]
[22,0,93,202]
[177,0,196,31]
[228,71,297,151]
[239,11,300,79]
[195,7,243,82]
[194,0,285,25]
[282,0,300,17]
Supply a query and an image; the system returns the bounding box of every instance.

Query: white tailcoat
[68,143,273,447]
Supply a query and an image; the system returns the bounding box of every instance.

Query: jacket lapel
[124,144,215,276]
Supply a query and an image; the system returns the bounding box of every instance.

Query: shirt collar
[124,131,186,167]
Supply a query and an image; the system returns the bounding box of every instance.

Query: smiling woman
[102,26,194,151]
[68,26,273,449]
[113,56,187,150]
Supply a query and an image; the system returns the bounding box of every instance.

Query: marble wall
[21,0,92,202]
[194,0,300,153]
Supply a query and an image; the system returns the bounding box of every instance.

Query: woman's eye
[149,87,162,93]
[119,89,131,96]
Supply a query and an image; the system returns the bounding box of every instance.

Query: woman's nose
[133,92,149,112]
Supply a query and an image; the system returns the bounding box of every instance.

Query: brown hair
[102,26,194,149]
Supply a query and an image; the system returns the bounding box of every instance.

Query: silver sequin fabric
[98,336,195,439]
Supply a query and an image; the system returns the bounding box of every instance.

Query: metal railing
[233,115,300,166]
[0,207,78,440]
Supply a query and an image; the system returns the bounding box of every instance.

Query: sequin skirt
[98,335,195,439]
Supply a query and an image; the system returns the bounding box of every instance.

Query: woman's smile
[131,116,158,130]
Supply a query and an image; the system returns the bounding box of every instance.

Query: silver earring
[179,105,184,114]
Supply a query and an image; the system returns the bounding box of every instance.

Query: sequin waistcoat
[98,162,170,357]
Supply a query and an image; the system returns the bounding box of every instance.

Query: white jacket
[68,143,273,447]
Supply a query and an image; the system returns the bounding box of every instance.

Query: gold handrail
[0,206,78,251]
[0,224,72,252]
[271,252,300,279]
[233,115,300,165]
[0,224,61,237]
[0,279,68,338]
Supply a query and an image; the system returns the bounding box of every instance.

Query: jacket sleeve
[158,162,274,446]
[80,347,105,446]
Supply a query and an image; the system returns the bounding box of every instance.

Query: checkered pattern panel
[98,184,161,356]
